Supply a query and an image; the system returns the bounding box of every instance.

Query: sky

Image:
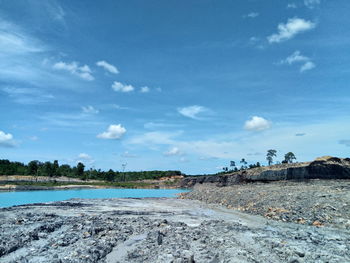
[0,0,349,174]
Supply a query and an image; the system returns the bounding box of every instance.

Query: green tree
[53,160,60,177]
[43,161,54,177]
[28,160,39,175]
[106,169,115,182]
[76,162,85,179]
[284,152,296,163]
[230,161,236,171]
[240,158,247,170]
[266,149,277,166]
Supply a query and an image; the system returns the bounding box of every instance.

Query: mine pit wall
[242,162,350,182]
[181,159,350,188]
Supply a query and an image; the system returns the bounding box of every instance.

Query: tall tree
[53,160,60,177]
[76,162,85,179]
[28,160,39,175]
[284,152,296,163]
[240,158,247,170]
[266,149,277,166]
[43,161,54,177]
[106,169,115,182]
[230,161,236,171]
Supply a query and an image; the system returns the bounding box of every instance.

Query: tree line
[221,150,297,173]
[0,159,182,182]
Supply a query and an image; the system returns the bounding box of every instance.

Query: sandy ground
[0,197,349,262]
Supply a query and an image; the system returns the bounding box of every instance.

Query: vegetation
[0,180,155,189]
[0,159,182,182]
[266,149,277,166]
[283,152,297,164]
[219,150,297,174]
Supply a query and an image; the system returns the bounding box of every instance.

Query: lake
[0,188,189,208]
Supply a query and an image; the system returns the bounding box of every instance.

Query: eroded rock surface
[180,156,350,188]
[0,198,349,262]
[181,180,350,229]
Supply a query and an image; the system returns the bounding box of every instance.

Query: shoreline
[0,182,182,192]
[0,184,112,191]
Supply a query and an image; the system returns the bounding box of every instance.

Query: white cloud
[76,153,95,165]
[29,136,39,141]
[0,130,16,147]
[268,18,316,43]
[249,37,259,42]
[40,112,103,128]
[143,122,182,130]
[111,104,130,110]
[282,51,309,64]
[280,51,316,72]
[78,153,91,159]
[245,12,259,18]
[164,147,182,156]
[178,105,208,119]
[287,3,297,9]
[0,20,44,55]
[179,157,189,163]
[300,61,316,72]
[244,116,271,131]
[82,105,99,114]
[53,61,94,81]
[97,124,126,139]
[111,81,134,93]
[96,60,119,74]
[140,86,150,93]
[304,0,321,8]
[128,131,181,146]
[121,151,138,158]
[125,119,350,165]
[2,86,54,104]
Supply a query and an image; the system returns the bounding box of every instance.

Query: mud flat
[0,197,349,263]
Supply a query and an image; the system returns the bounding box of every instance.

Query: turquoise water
[0,188,189,208]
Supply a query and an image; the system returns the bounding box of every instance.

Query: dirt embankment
[0,175,101,183]
[181,179,350,229]
[0,175,182,191]
[180,156,350,188]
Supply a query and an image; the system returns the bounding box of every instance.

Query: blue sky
[0,0,349,174]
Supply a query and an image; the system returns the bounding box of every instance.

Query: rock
[180,156,350,187]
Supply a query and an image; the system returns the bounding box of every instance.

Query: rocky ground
[181,179,350,229]
[0,197,349,262]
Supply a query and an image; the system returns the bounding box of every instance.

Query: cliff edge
[180,156,350,188]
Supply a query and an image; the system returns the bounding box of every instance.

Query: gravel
[181,179,350,229]
[0,197,349,262]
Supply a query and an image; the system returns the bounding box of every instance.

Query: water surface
[0,188,189,208]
